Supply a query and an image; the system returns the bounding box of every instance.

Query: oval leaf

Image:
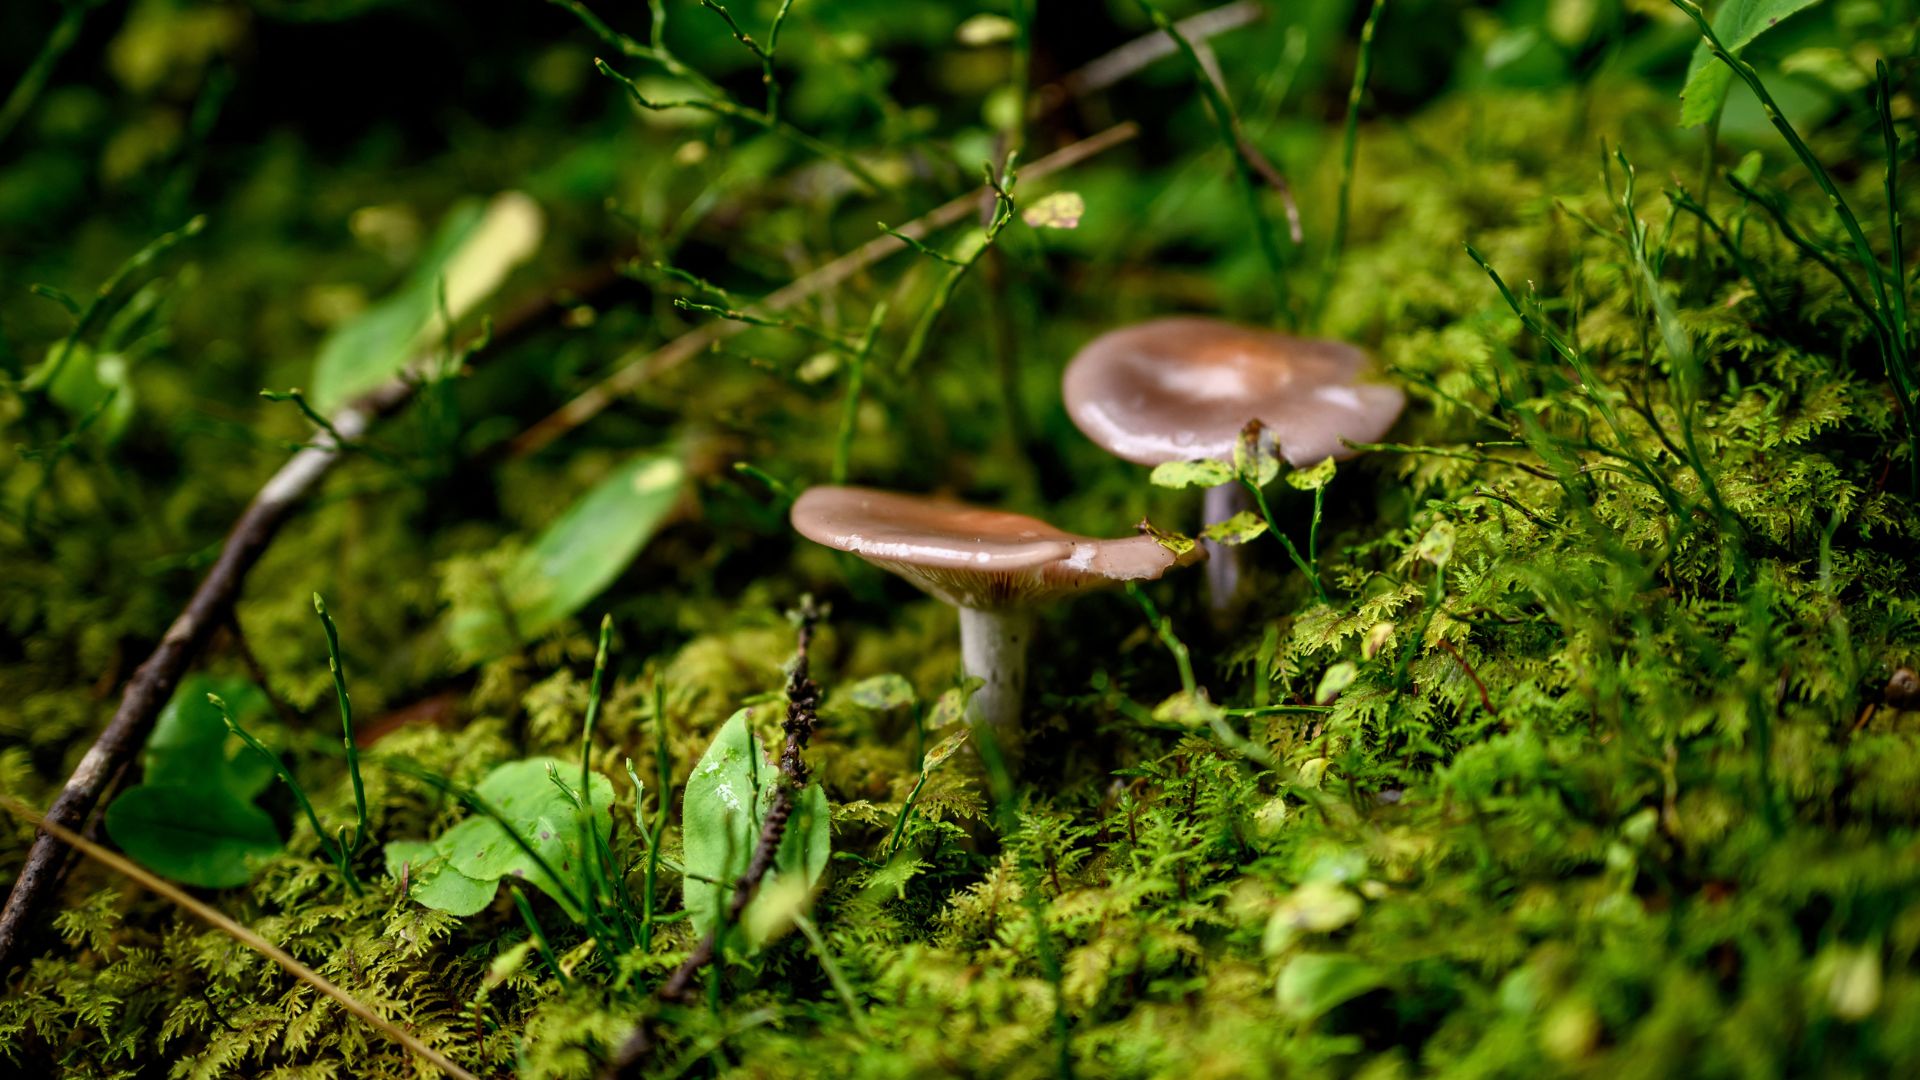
[448,454,684,663]
[105,783,282,889]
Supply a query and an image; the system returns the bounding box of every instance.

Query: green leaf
[1275,953,1385,1020]
[682,709,832,944]
[1286,456,1338,492]
[1678,0,1826,127]
[1200,511,1269,547]
[921,729,971,772]
[447,454,685,663]
[682,709,765,939]
[1233,421,1280,487]
[435,757,613,920]
[1149,458,1234,489]
[847,674,915,712]
[39,342,134,444]
[309,192,544,410]
[104,784,282,889]
[149,674,273,799]
[1315,662,1359,705]
[384,840,499,917]
[1415,521,1456,567]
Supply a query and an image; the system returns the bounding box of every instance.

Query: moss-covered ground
[5,1,1920,1077]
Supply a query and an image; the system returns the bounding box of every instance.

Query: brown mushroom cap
[790,485,1202,610]
[1063,317,1406,467]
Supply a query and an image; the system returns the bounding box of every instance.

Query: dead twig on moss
[602,597,825,1079]
[0,267,612,973]
[0,796,479,1080]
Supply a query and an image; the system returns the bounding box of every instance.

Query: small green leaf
[1275,953,1384,1019]
[104,784,282,889]
[435,757,613,920]
[927,680,982,729]
[847,674,915,712]
[447,454,684,663]
[1021,191,1085,230]
[1139,518,1196,556]
[1286,456,1337,492]
[384,840,498,917]
[1415,521,1456,567]
[1315,662,1358,705]
[1233,420,1280,488]
[1678,0,1827,127]
[955,13,1017,45]
[1149,458,1234,489]
[921,729,971,772]
[1201,511,1269,547]
[310,192,544,409]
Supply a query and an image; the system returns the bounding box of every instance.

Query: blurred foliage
[4,0,1920,1077]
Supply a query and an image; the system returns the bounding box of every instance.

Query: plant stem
[1318,0,1389,324]
[314,594,369,854]
[1202,483,1250,618]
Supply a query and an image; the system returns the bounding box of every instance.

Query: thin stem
[793,914,875,1039]
[313,594,370,854]
[1319,0,1389,323]
[211,694,361,895]
[1133,0,1287,315]
[1244,480,1327,603]
[832,304,888,484]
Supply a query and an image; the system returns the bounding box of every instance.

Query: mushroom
[1062,317,1404,615]
[790,485,1203,737]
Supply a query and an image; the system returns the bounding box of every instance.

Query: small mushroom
[1063,317,1404,614]
[790,485,1203,737]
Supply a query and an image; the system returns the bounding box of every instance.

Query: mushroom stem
[957,606,1030,736]
[1203,482,1251,619]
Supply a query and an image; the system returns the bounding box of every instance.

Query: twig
[0,267,609,972]
[1436,639,1497,718]
[0,796,479,1080]
[507,123,1139,457]
[1040,1,1264,108]
[603,597,825,1079]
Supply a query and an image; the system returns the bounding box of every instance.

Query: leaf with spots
[682,709,831,943]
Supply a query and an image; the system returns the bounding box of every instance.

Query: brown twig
[1437,638,1498,719]
[507,123,1140,458]
[603,597,825,1079]
[0,268,610,972]
[0,796,479,1080]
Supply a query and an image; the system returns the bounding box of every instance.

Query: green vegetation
[3,1,1919,1077]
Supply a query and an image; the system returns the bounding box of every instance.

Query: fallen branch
[507,122,1140,457]
[0,796,479,1080]
[0,268,610,972]
[602,597,825,1079]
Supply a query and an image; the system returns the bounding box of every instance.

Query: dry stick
[603,599,824,1080]
[508,122,1141,458]
[0,796,479,1080]
[0,268,610,972]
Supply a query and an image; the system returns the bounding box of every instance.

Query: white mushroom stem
[958,606,1031,736]
[1203,482,1252,619]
